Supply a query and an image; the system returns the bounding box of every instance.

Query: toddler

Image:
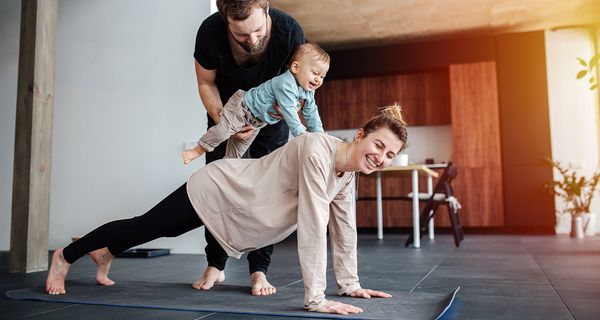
[183,42,329,164]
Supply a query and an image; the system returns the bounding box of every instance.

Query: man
[192,0,305,296]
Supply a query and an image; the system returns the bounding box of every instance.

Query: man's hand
[316,300,363,315]
[267,102,284,120]
[233,125,254,140]
[350,288,392,299]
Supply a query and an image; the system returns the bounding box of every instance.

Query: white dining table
[361,164,440,248]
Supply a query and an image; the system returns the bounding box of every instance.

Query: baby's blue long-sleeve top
[244,70,324,136]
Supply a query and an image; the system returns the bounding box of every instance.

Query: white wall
[328,125,453,165]
[0,0,20,251]
[545,28,600,233]
[1,0,211,253]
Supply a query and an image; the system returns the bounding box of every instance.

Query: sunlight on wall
[545,27,600,233]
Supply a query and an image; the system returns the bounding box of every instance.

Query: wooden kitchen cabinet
[448,61,504,227]
[315,71,451,129]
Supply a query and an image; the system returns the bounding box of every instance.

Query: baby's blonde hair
[290,42,330,65]
[362,103,408,150]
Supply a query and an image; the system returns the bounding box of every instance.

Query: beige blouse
[187,133,361,311]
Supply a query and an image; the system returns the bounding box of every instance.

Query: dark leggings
[62,183,205,264]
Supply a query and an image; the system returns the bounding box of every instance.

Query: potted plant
[546,158,600,238]
[576,53,599,91]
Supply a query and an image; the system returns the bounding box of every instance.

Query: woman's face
[352,127,404,174]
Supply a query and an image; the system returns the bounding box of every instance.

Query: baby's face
[291,55,329,92]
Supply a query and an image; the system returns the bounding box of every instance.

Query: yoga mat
[6,280,459,320]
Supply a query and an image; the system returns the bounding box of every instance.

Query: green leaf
[577,57,588,67]
[577,70,588,79]
[590,54,599,67]
[591,84,598,91]
[590,76,595,83]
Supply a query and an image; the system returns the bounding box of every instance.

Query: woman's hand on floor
[350,288,392,299]
[316,300,363,315]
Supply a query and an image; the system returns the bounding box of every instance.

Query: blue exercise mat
[6,280,459,319]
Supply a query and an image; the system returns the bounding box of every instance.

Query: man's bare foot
[89,247,115,286]
[251,271,276,296]
[46,249,71,295]
[192,266,225,290]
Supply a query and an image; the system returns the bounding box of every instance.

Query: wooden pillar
[10,0,58,273]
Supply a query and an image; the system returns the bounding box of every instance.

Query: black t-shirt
[194,8,305,105]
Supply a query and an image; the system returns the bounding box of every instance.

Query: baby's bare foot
[251,271,276,296]
[46,249,71,295]
[182,149,198,165]
[89,247,115,286]
[192,266,225,290]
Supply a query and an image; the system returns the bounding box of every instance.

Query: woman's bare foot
[46,249,71,295]
[89,247,115,286]
[192,266,225,290]
[251,271,276,296]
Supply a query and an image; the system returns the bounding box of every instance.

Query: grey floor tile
[3,235,600,319]
[550,279,600,300]
[432,253,548,282]
[534,254,600,282]
[449,294,575,320]
[559,298,600,320]
[416,276,560,299]
[202,313,312,319]
[9,303,210,320]
[1,300,78,320]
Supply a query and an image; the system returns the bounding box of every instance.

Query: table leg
[427,174,434,240]
[376,171,383,240]
[412,169,420,248]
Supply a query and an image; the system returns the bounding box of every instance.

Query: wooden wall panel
[452,167,505,226]
[449,61,504,226]
[315,70,451,129]
[424,72,452,125]
[496,32,555,229]
[450,63,502,168]
[355,171,453,228]
[356,199,455,228]
[319,102,379,130]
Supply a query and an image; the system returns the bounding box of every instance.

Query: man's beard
[238,36,266,55]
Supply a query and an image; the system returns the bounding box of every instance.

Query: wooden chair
[400,162,464,247]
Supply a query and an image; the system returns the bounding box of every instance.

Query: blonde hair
[361,103,408,150]
[290,42,330,65]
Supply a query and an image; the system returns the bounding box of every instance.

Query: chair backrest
[431,162,457,198]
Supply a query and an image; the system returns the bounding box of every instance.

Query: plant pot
[570,215,585,239]
[581,212,596,236]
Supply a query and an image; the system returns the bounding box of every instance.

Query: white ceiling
[271,0,600,50]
